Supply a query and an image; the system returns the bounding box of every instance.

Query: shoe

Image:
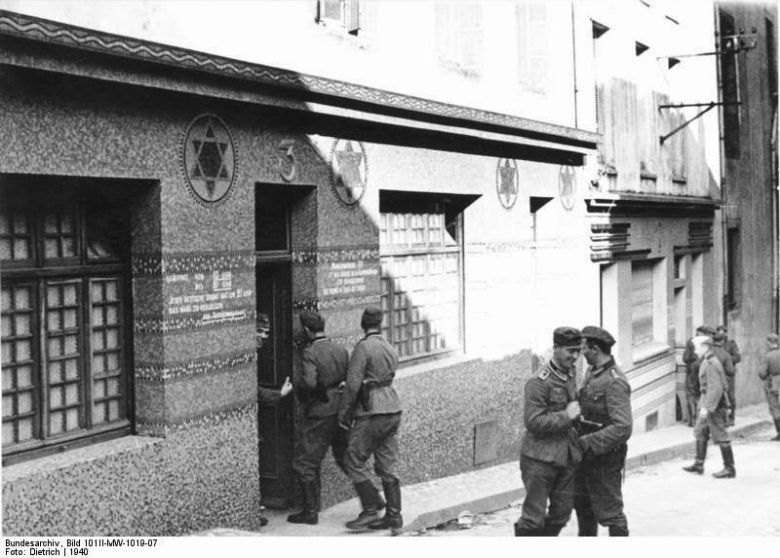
[608,525,629,536]
[772,419,780,441]
[287,480,319,525]
[514,522,541,536]
[345,481,380,530]
[259,516,269,527]
[683,440,707,474]
[712,443,736,479]
[368,480,403,530]
[540,523,564,536]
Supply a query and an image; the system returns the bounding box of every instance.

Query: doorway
[254,183,311,508]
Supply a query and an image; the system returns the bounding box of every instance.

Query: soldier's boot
[345,481,380,530]
[576,513,598,536]
[368,479,403,530]
[540,523,565,536]
[608,524,629,537]
[682,440,707,474]
[772,418,780,441]
[712,443,736,479]
[286,481,319,525]
[513,521,541,536]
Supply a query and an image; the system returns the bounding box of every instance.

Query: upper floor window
[719,9,741,159]
[316,0,360,35]
[1,177,133,464]
[435,2,483,80]
[516,2,549,93]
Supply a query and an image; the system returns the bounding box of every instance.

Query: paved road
[424,425,780,537]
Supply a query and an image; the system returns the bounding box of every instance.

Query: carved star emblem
[191,121,229,198]
[334,141,365,203]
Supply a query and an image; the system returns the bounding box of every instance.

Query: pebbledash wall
[0,10,597,535]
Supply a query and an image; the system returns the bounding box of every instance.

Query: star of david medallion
[559,165,577,211]
[496,158,519,210]
[182,114,237,207]
[330,139,367,206]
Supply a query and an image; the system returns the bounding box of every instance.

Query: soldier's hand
[699,407,708,418]
[338,421,351,431]
[566,401,581,420]
[280,377,293,397]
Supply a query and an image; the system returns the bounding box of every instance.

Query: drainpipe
[714,6,729,327]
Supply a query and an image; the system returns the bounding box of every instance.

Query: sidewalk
[199,403,773,537]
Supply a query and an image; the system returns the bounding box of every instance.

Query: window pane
[50,411,64,435]
[17,365,32,388]
[17,391,32,414]
[50,386,64,408]
[17,418,33,441]
[14,239,30,259]
[94,380,105,400]
[2,422,13,445]
[48,361,63,384]
[108,400,120,421]
[632,262,655,347]
[65,383,79,406]
[2,395,13,417]
[65,408,79,431]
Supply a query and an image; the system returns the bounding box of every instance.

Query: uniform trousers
[292,414,348,482]
[765,387,780,421]
[574,445,628,532]
[694,407,730,444]
[517,454,577,530]
[344,412,402,484]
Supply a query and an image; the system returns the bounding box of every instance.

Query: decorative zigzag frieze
[135,350,257,382]
[132,251,255,277]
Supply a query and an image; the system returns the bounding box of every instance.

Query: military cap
[581,325,616,348]
[696,325,716,336]
[767,333,779,346]
[553,326,582,347]
[256,313,271,331]
[361,306,383,330]
[299,310,325,332]
[713,331,727,342]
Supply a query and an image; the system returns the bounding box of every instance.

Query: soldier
[682,326,713,427]
[682,335,736,479]
[574,326,632,537]
[715,325,741,426]
[286,311,350,525]
[758,333,780,441]
[338,307,403,531]
[255,313,293,527]
[514,327,583,537]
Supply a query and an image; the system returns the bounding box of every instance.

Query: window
[719,9,740,159]
[516,3,548,92]
[379,194,464,361]
[631,261,655,348]
[1,178,133,462]
[726,227,741,309]
[435,3,483,79]
[316,0,360,35]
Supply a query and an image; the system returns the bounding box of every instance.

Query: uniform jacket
[520,359,582,467]
[295,335,349,418]
[723,339,741,365]
[759,347,780,392]
[711,345,735,377]
[578,357,633,456]
[682,339,701,392]
[698,352,728,412]
[338,332,401,425]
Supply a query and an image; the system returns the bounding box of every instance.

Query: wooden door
[256,261,293,508]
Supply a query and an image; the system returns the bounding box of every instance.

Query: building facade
[0,1,727,535]
[714,1,778,412]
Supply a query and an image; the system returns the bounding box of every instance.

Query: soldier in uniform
[682,325,713,427]
[286,311,350,525]
[683,335,736,479]
[574,326,632,537]
[514,327,583,537]
[255,313,292,527]
[715,325,741,426]
[338,307,403,531]
[758,333,780,441]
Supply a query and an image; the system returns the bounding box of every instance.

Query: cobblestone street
[423,425,780,537]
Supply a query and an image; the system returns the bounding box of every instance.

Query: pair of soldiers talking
[514,326,632,537]
[257,308,403,531]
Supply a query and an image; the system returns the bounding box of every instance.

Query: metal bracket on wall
[658,101,741,145]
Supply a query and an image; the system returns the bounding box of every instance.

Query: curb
[400,417,773,534]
